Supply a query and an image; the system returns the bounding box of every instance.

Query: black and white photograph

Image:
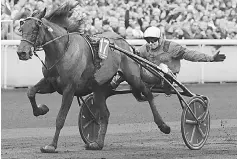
[1,0,237,158]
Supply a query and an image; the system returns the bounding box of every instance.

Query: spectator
[1,0,237,39]
[109,17,119,33]
[205,26,218,39]
[228,9,236,21]
[158,24,166,39]
[94,17,103,30]
[1,4,11,40]
[226,29,237,39]
[182,22,205,39]
[132,23,143,39]
[165,26,174,39]
[173,27,185,39]
[88,26,98,35]
[141,20,149,32]
[214,28,224,39]
[102,19,113,32]
[150,19,158,27]
[125,26,135,39]
[12,5,32,21]
[117,26,126,38]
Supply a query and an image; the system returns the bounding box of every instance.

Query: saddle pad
[93,32,126,85]
[98,38,110,59]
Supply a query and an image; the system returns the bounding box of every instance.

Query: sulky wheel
[181,96,210,150]
[78,94,100,145]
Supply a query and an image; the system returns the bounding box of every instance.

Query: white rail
[1,40,21,45]
[126,39,237,45]
[1,39,237,88]
[2,39,237,45]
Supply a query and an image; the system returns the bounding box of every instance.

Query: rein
[20,17,71,71]
[34,33,70,71]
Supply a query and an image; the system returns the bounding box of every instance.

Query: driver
[110,26,226,94]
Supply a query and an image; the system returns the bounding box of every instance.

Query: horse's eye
[20,20,24,26]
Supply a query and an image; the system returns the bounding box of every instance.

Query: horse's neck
[42,21,68,63]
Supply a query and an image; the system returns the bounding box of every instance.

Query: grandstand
[1,0,237,40]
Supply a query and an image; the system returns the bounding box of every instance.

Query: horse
[16,4,170,153]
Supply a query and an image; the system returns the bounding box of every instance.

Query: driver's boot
[163,81,172,96]
[163,73,177,96]
[110,72,124,90]
[163,75,173,96]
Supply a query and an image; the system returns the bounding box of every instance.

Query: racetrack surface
[1,83,237,158]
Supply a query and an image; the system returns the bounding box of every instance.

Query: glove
[132,47,140,56]
[212,50,226,62]
[134,50,140,56]
[159,63,169,73]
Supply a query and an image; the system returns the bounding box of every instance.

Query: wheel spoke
[190,125,196,144]
[197,126,205,138]
[185,119,198,125]
[83,119,94,129]
[198,111,209,124]
[193,102,196,116]
[187,103,198,122]
[197,111,205,120]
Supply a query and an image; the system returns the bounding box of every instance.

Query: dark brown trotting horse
[16,5,170,153]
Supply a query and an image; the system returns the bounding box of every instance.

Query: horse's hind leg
[28,78,55,116]
[126,75,171,134]
[86,85,110,150]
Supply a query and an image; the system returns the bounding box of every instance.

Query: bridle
[20,17,70,71]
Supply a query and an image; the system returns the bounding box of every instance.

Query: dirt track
[2,127,237,159]
[1,83,237,159]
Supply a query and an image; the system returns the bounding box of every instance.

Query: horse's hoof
[40,145,58,153]
[85,142,103,150]
[34,104,49,116]
[137,99,147,102]
[136,96,147,102]
[158,123,171,134]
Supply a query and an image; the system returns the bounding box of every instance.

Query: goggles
[144,37,159,43]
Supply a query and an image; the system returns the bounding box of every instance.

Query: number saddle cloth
[83,32,126,85]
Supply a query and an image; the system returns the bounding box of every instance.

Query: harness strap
[81,35,95,60]
[33,52,47,69]
[25,17,43,23]
[21,39,35,45]
[34,32,72,71]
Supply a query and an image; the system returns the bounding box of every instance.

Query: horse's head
[17,9,47,60]
[17,2,82,61]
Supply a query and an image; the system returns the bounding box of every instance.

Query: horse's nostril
[17,52,27,59]
[17,52,26,56]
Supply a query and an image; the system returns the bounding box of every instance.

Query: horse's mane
[44,2,84,33]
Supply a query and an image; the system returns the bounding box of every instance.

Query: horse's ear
[39,8,47,19]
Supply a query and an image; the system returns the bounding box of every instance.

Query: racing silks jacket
[138,39,215,74]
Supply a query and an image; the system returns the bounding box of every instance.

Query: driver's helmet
[143,26,161,38]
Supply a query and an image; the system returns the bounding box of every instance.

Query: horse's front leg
[40,84,76,153]
[28,78,55,117]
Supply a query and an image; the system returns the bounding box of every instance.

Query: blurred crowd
[1,0,237,40]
